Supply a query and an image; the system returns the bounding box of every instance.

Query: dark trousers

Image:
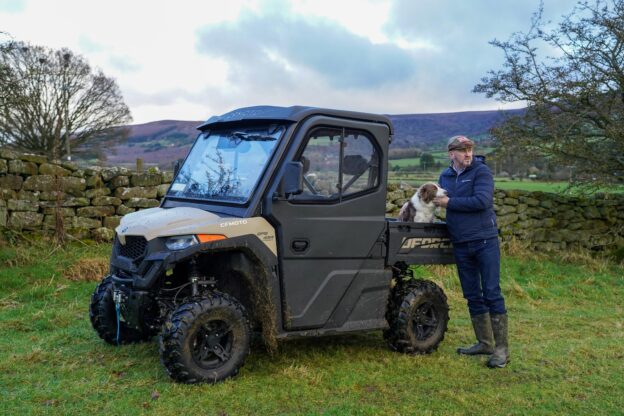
[453,237,506,317]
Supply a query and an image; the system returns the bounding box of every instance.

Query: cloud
[109,55,140,72]
[196,8,417,89]
[78,36,104,53]
[0,0,25,13]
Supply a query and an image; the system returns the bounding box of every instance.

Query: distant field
[388,173,624,193]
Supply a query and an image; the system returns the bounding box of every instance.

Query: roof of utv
[197,105,394,134]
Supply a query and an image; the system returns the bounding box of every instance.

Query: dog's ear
[398,202,409,221]
[398,201,415,221]
[420,184,437,203]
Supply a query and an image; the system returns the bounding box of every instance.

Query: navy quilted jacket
[438,157,499,244]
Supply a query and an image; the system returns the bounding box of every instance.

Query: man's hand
[433,195,449,208]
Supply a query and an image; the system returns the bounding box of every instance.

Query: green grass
[388,173,624,193]
[1,239,623,415]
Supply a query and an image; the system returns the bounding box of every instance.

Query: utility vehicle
[89,106,455,384]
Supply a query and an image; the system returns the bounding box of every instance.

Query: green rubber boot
[457,313,495,355]
[487,313,509,368]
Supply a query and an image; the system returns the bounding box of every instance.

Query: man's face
[449,147,473,170]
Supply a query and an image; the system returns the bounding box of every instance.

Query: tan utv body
[89,106,455,384]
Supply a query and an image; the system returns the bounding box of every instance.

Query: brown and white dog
[398,182,447,223]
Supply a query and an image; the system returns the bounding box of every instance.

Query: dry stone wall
[386,184,624,252]
[1,150,623,252]
[0,150,172,241]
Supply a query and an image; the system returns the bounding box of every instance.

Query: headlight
[165,235,198,251]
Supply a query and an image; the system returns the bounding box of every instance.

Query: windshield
[167,124,284,203]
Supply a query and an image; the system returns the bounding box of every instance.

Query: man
[433,135,509,368]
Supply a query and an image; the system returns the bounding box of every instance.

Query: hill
[100,108,524,168]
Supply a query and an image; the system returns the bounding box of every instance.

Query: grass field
[1,239,623,415]
[388,172,570,192]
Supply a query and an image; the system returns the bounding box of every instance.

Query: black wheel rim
[191,319,234,369]
[410,302,438,340]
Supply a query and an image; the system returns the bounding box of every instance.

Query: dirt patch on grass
[64,258,109,282]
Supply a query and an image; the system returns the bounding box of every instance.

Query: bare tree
[0,32,19,111]
[474,0,624,186]
[0,41,131,160]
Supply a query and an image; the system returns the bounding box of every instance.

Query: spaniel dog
[398,182,447,223]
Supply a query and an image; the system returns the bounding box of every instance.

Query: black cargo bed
[386,220,455,266]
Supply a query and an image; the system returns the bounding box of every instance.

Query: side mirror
[279,161,304,197]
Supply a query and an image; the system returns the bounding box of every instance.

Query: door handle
[291,240,309,252]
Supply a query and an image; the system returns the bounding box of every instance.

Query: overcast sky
[1,0,575,124]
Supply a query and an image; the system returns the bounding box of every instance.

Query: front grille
[116,235,148,260]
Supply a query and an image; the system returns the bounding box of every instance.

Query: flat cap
[447,135,475,151]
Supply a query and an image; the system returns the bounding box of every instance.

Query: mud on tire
[384,279,449,354]
[89,275,152,345]
[159,292,251,384]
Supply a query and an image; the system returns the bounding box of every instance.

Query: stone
[114,186,158,200]
[0,174,24,190]
[38,191,66,201]
[66,228,91,240]
[43,215,74,230]
[116,205,135,215]
[539,199,554,209]
[387,190,405,203]
[19,154,47,164]
[157,184,170,197]
[8,199,39,212]
[0,207,6,226]
[72,216,102,229]
[59,177,87,195]
[583,206,601,219]
[91,227,115,241]
[503,189,523,198]
[110,175,129,188]
[86,174,104,187]
[125,198,160,208]
[8,211,43,230]
[541,218,557,228]
[85,188,111,198]
[72,169,86,178]
[23,175,55,191]
[84,167,102,176]
[161,171,174,183]
[385,202,397,213]
[39,163,71,177]
[0,148,18,159]
[61,197,90,207]
[9,159,38,175]
[567,222,584,231]
[522,197,540,206]
[503,197,519,206]
[131,172,162,187]
[497,213,519,227]
[526,207,545,218]
[0,159,6,174]
[43,207,75,216]
[103,216,122,229]
[101,167,120,182]
[77,206,116,217]
[60,161,78,172]
[16,190,40,202]
[0,189,16,200]
[91,196,122,206]
[495,205,517,216]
